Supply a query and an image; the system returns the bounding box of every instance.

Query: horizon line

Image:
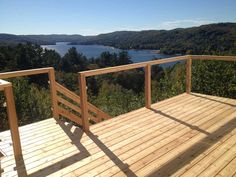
[0,22,234,36]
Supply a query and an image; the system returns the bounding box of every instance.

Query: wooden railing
[0,67,59,118]
[0,79,22,162]
[56,82,111,126]
[0,55,235,164]
[78,55,236,132]
[0,67,111,164]
[0,68,58,164]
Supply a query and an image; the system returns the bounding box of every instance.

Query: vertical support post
[145,64,151,109]
[4,85,23,161]
[186,57,192,94]
[97,111,102,122]
[79,73,89,132]
[49,68,59,118]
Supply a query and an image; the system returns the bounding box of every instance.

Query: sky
[0,0,235,35]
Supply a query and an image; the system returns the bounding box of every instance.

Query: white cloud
[158,19,215,30]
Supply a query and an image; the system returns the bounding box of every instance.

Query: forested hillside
[81,23,236,55]
[0,43,235,131]
[0,34,87,45]
[1,23,236,55]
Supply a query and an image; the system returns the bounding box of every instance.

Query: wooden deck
[0,93,236,177]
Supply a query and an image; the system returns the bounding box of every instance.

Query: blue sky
[0,0,235,35]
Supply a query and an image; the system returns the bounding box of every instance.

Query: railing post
[145,64,151,109]
[49,68,59,118]
[79,73,90,132]
[186,56,192,94]
[4,85,23,162]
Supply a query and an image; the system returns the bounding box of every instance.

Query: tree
[42,49,61,70]
[61,47,88,72]
[118,51,132,65]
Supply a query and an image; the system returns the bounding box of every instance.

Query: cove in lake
[41,42,177,67]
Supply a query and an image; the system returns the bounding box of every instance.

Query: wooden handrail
[0,67,52,79]
[190,55,236,61]
[55,82,110,117]
[0,67,59,118]
[55,82,111,128]
[0,80,23,163]
[80,55,189,77]
[78,55,236,132]
[78,55,190,132]
[49,68,59,118]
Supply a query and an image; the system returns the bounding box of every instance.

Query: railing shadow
[191,93,236,107]
[147,113,236,177]
[15,118,137,177]
[86,131,138,177]
[14,119,90,177]
[150,108,210,135]
[14,154,27,177]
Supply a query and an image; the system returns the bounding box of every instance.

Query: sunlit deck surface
[0,93,236,177]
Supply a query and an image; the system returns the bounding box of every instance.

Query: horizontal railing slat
[191,55,236,61]
[56,83,81,104]
[80,56,190,77]
[0,67,52,79]
[56,82,111,123]
[57,97,81,113]
[57,107,82,125]
[79,55,236,78]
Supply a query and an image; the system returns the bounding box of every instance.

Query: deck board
[0,93,236,177]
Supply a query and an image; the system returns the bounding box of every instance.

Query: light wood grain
[0,67,51,79]
[4,85,23,162]
[57,107,82,125]
[1,93,235,177]
[57,96,81,113]
[145,64,151,108]
[56,82,111,123]
[49,68,59,118]
[79,54,236,78]
[191,55,236,61]
[80,55,189,77]
[186,58,192,94]
[78,74,89,132]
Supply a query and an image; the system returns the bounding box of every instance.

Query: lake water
[41,42,178,67]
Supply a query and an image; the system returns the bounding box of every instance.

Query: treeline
[80,23,236,55]
[0,43,131,72]
[0,43,235,131]
[0,43,140,130]
[1,23,236,55]
[0,34,87,45]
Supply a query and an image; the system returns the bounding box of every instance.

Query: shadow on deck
[0,93,236,177]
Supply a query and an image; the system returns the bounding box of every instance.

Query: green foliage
[152,63,186,102]
[56,72,79,92]
[192,60,236,98]
[91,81,144,117]
[0,78,51,131]
[61,47,88,72]
[11,78,52,126]
[113,70,144,93]
[0,93,8,130]
[42,49,61,70]
[81,23,236,55]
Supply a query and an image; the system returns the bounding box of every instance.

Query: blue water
[41,42,181,67]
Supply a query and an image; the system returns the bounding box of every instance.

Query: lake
[41,42,177,67]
